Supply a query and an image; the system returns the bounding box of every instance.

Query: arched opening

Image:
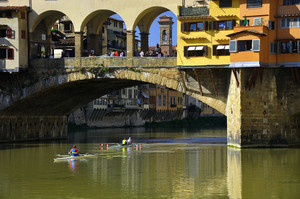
[30,11,74,59]
[80,11,128,57]
[133,8,177,57]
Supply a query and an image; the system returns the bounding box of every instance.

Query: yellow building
[177,0,240,67]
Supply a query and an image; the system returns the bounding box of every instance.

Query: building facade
[228,0,300,67]
[0,6,28,72]
[177,0,240,67]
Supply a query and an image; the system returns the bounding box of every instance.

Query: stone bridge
[1,57,300,148]
[1,0,300,147]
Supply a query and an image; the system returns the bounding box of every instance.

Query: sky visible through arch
[111,11,177,47]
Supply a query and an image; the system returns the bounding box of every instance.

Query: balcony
[277,4,300,17]
[179,6,209,17]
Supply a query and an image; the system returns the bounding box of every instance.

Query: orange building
[227,0,300,67]
[149,84,183,112]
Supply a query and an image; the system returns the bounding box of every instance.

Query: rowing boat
[54,154,96,162]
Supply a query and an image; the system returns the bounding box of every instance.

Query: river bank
[68,116,227,131]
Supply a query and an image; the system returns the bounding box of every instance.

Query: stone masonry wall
[0,116,67,142]
[227,68,300,147]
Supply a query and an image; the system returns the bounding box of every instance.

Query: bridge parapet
[30,57,177,69]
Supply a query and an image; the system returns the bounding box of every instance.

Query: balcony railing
[278,4,300,16]
[179,6,209,17]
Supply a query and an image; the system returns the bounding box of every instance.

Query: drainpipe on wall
[27,1,32,69]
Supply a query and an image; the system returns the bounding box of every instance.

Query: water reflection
[227,148,300,199]
[0,128,299,198]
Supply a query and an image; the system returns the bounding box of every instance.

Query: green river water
[0,127,299,199]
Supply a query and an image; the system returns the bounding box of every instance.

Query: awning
[195,46,204,50]
[225,45,229,50]
[188,46,196,51]
[216,45,225,50]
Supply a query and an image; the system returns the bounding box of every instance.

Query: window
[253,18,262,26]
[268,21,276,30]
[283,0,300,5]
[213,45,230,56]
[21,11,25,19]
[158,95,161,106]
[280,41,292,53]
[247,0,262,8]
[114,21,117,27]
[21,30,26,39]
[163,95,166,106]
[0,27,12,38]
[128,89,132,98]
[0,48,14,59]
[219,0,232,7]
[281,18,291,28]
[238,40,252,51]
[181,21,207,32]
[292,17,300,28]
[189,23,196,31]
[197,22,204,31]
[184,45,208,57]
[240,19,249,26]
[64,22,71,32]
[278,41,300,53]
[0,11,12,18]
[218,21,226,30]
[217,20,235,30]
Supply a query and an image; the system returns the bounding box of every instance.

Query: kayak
[54,154,96,162]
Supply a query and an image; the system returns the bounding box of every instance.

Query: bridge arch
[0,68,226,116]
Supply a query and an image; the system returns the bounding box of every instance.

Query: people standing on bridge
[122,138,127,146]
[120,50,125,57]
[114,51,119,57]
[69,145,79,156]
[140,51,144,57]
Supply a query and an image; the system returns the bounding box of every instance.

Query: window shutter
[297,41,300,53]
[277,42,281,53]
[252,39,260,52]
[6,28,12,38]
[209,21,213,30]
[204,21,209,30]
[232,20,236,28]
[270,42,277,54]
[213,45,217,56]
[289,41,293,53]
[7,48,14,59]
[184,46,188,57]
[181,22,185,32]
[268,21,276,30]
[229,40,237,52]
[181,22,189,32]
[203,45,208,56]
[21,30,26,39]
[213,21,217,30]
[21,11,25,19]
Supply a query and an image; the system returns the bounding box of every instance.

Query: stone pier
[227,68,300,147]
[0,116,67,142]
